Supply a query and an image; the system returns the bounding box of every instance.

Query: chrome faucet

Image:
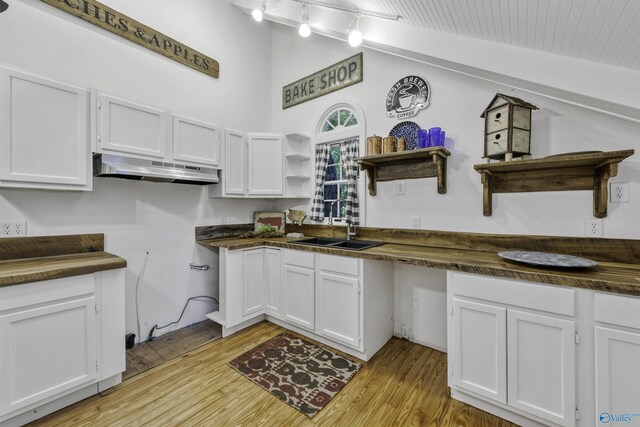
[346,223,357,241]
[328,199,346,225]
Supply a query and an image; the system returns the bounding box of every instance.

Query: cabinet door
[0,68,90,189]
[264,248,282,318]
[98,93,169,159]
[172,115,220,166]
[316,272,361,349]
[282,264,315,330]
[247,133,283,196]
[242,249,264,317]
[507,309,575,427]
[451,298,507,404]
[224,129,246,195]
[595,326,640,422]
[0,296,97,417]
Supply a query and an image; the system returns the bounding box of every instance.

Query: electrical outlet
[610,182,630,203]
[411,216,421,229]
[0,221,27,237]
[584,219,603,237]
[396,181,406,195]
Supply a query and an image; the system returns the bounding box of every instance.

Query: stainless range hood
[93,153,219,185]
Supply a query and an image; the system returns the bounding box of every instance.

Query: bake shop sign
[40,0,219,78]
[386,75,430,119]
[282,53,363,109]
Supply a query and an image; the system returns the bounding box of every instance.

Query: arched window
[319,106,359,133]
[311,104,364,224]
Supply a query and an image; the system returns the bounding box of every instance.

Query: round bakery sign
[385,75,430,119]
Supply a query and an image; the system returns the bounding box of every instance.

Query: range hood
[93,153,219,185]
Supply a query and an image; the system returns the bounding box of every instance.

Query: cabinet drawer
[450,272,575,317]
[0,274,96,313]
[283,249,315,269]
[595,293,640,329]
[318,254,359,276]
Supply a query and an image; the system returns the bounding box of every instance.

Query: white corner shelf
[286,153,311,161]
[205,311,226,326]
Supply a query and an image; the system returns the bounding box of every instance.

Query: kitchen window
[311,104,362,225]
[323,142,350,221]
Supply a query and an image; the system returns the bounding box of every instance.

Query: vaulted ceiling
[297,0,640,70]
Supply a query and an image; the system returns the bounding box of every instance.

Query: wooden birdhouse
[481,93,538,161]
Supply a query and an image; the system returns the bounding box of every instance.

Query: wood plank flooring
[124,320,222,380]
[32,322,515,426]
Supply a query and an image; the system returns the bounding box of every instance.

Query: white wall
[269,23,640,350]
[0,0,274,341]
[270,24,640,239]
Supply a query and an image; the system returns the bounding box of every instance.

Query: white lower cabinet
[0,296,97,416]
[451,298,507,403]
[264,248,282,317]
[282,264,315,331]
[507,310,575,426]
[213,247,393,361]
[0,270,125,425]
[316,271,361,348]
[448,272,577,427]
[594,292,640,423]
[242,248,265,317]
[217,247,281,329]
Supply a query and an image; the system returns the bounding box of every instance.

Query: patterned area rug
[228,332,363,418]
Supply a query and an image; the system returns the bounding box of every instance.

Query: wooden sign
[40,0,219,79]
[282,53,363,109]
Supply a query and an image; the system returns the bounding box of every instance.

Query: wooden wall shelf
[474,149,634,218]
[357,147,450,196]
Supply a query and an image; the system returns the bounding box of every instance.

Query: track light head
[299,3,311,37]
[347,14,363,47]
[252,0,266,22]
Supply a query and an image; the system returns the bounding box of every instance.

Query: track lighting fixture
[252,0,266,22]
[298,3,311,37]
[347,14,363,47]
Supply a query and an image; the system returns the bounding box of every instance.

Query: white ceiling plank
[272,0,640,71]
[549,0,573,54]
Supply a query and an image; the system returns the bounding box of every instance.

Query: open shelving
[284,133,312,198]
[356,147,451,196]
[473,149,634,217]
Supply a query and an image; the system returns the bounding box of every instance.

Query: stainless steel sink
[290,237,383,251]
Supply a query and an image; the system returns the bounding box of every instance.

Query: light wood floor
[33,322,515,426]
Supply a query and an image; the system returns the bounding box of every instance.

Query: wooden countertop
[0,234,127,288]
[198,237,640,297]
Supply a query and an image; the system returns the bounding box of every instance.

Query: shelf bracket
[357,147,451,197]
[480,172,493,216]
[593,162,617,219]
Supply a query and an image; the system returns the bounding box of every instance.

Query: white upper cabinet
[0,67,91,191]
[223,129,246,195]
[97,93,169,160]
[247,133,283,196]
[172,115,220,167]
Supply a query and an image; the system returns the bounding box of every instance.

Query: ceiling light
[299,3,311,37]
[252,0,266,22]
[348,14,363,47]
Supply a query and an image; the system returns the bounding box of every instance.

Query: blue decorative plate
[389,121,421,150]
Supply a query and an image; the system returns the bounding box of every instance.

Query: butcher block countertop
[0,234,127,288]
[196,224,640,297]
